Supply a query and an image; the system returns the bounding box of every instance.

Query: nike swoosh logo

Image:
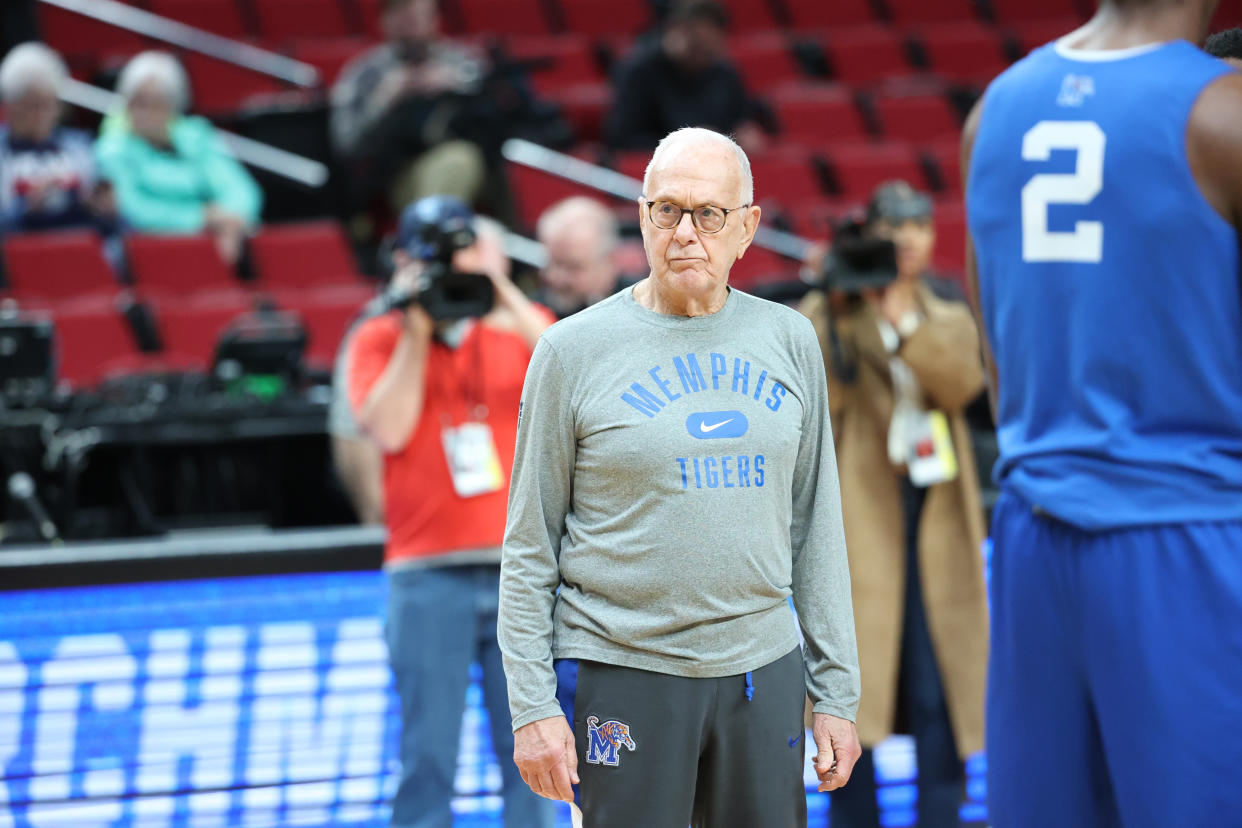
[699,419,734,433]
[788,733,802,748]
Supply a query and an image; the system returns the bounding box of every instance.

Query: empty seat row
[507,139,963,234]
[0,221,371,312]
[38,297,359,388]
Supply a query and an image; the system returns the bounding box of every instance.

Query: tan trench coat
[801,285,989,758]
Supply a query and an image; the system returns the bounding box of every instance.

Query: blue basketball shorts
[986,488,1242,827]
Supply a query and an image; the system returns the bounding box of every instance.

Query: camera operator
[798,181,989,828]
[346,195,555,828]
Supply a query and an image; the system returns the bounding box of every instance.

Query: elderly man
[534,196,624,318]
[499,127,861,827]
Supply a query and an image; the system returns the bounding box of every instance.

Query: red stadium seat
[790,198,857,238]
[182,53,286,113]
[37,4,147,61]
[126,235,248,303]
[784,0,878,29]
[356,0,384,39]
[548,83,613,142]
[991,0,1086,24]
[253,0,350,41]
[772,85,869,146]
[51,308,142,388]
[729,247,798,291]
[820,26,914,85]
[750,151,826,205]
[457,0,550,36]
[284,299,363,367]
[932,199,968,275]
[249,221,365,289]
[1,230,121,311]
[730,34,803,90]
[918,22,1010,85]
[507,161,630,233]
[1211,3,1242,30]
[873,90,961,142]
[156,299,255,366]
[927,141,963,194]
[292,39,373,88]
[506,36,603,96]
[827,142,925,199]
[147,0,249,38]
[612,150,650,184]
[887,0,981,25]
[1011,18,1081,54]
[560,0,651,37]
[719,0,779,32]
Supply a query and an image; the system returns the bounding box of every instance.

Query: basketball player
[962,1,1242,826]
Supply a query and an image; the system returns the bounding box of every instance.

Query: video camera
[380,196,495,322]
[819,215,899,296]
[820,180,933,295]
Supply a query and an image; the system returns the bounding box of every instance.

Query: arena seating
[36,0,1218,388]
[1,230,122,313]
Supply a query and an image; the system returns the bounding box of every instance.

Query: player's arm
[1187,72,1242,236]
[960,97,1000,421]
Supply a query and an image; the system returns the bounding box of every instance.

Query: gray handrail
[501,138,815,262]
[61,79,330,188]
[39,0,319,87]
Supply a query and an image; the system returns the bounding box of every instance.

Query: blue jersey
[967,40,1241,530]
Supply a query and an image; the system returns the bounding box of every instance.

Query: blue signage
[0,571,985,827]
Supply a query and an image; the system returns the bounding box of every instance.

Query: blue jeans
[386,564,556,828]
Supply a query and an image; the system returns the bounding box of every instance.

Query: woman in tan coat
[800,182,990,828]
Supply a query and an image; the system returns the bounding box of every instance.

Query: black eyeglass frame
[643,199,751,234]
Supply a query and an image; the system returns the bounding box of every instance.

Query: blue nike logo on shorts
[788,733,802,748]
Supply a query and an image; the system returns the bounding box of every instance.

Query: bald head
[643,127,753,206]
[537,197,621,316]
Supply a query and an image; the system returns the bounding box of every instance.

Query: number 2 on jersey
[1021,121,1106,263]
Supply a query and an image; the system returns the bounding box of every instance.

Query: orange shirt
[346,313,540,565]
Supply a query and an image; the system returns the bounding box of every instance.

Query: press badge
[906,409,959,487]
[441,422,505,497]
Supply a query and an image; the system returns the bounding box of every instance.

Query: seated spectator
[330,0,488,213]
[1206,27,1242,69]
[0,43,121,243]
[533,196,627,317]
[95,51,262,265]
[604,0,766,153]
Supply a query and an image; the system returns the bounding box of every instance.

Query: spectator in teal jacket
[95,51,262,264]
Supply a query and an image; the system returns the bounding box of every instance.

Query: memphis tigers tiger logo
[585,715,636,767]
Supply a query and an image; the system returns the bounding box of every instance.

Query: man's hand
[513,715,578,802]
[811,712,861,792]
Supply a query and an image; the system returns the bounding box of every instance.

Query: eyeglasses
[645,200,749,234]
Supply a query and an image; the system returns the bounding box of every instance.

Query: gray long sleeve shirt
[499,286,859,731]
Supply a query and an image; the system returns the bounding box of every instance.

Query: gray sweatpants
[553,647,808,828]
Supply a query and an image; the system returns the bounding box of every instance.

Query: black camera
[820,215,899,296]
[381,196,495,322]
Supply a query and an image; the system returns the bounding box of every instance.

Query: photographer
[346,195,554,828]
[799,182,989,828]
